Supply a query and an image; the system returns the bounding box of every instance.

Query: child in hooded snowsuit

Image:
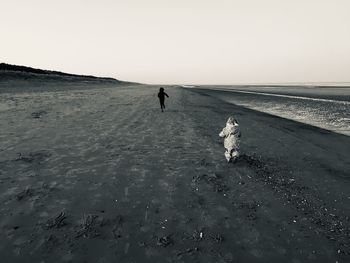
[219,116,241,162]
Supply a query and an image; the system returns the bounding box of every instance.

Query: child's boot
[225,151,231,162]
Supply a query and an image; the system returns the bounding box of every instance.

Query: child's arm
[219,128,226,138]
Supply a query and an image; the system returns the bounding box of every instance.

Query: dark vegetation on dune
[0,63,136,91]
[0,63,117,81]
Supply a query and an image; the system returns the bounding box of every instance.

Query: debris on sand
[237,200,262,211]
[16,187,34,201]
[193,173,229,193]
[156,235,173,247]
[112,215,124,239]
[192,229,204,242]
[240,153,350,254]
[31,110,47,119]
[75,214,99,238]
[15,152,50,164]
[211,233,224,243]
[177,247,199,257]
[45,212,67,229]
[232,180,265,222]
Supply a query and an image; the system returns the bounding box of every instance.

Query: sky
[1,0,350,84]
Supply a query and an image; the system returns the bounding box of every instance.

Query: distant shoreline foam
[192,87,350,136]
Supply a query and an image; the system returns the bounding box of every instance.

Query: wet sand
[0,85,349,262]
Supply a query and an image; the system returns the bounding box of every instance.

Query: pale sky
[1,0,350,84]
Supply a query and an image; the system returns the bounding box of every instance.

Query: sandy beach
[0,85,349,263]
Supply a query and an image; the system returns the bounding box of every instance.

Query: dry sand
[0,85,349,262]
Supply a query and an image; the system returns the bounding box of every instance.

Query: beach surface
[0,85,349,263]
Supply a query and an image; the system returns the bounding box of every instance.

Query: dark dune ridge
[0,63,117,80]
[0,63,135,92]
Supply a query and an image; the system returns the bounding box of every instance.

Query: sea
[201,86,350,136]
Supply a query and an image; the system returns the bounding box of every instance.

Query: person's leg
[224,150,231,162]
[230,149,239,163]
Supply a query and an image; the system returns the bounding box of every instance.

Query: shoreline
[190,87,350,136]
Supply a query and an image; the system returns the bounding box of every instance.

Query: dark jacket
[158,91,169,101]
